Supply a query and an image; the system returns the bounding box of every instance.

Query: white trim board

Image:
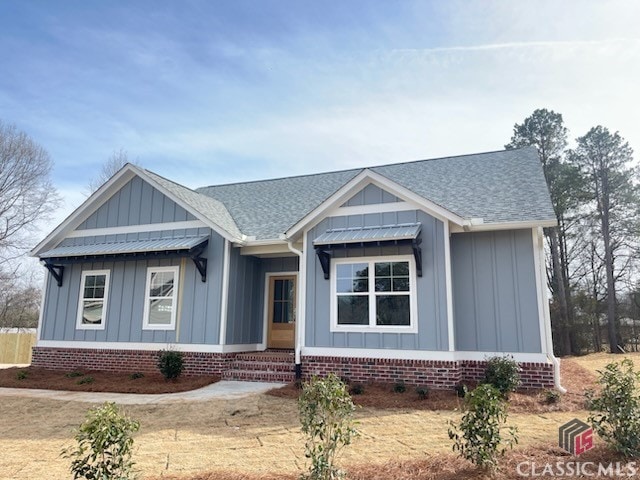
[66,220,207,238]
[301,347,550,363]
[36,340,262,354]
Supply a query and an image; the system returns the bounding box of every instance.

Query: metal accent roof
[39,236,209,259]
[313,223,421,246]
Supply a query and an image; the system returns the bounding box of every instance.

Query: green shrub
[77,376,94,385]
[299,374,358,480]
[416,386,429,400]
[62,402,140,480]
[586,359,640,457]
[157,349,184,380]
[483,355,521,397]
[543,389,561,405]
[129,372,145,380]
[393,381,406,393]
[15,370,28,380]
[349,383,365,395]
[65,371,84,378]
[448,384,518,471]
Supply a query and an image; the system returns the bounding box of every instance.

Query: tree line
[506,108,638,355]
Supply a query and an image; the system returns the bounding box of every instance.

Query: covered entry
[265,273,297,349]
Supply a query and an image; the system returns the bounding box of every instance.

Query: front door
[267,275,296,349]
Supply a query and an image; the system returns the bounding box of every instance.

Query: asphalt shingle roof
[194,146,555,240]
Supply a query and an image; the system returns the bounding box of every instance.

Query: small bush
[543,389,561,405]
[448,384,518,471]
[586,359,640,457]
[416,386,429,400]
[62,402,140,480]
[350,383,365,395]
[483,355,521,397]
[15,370,28,380]
[393,381,407,393]
[65,371,83,378]
[157,349,184,380]
[129,372,145,380]
[299,374,358,480]
[454,384,468,398]
[77,376,94,385]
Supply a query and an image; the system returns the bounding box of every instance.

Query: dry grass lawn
[0,353,637,479]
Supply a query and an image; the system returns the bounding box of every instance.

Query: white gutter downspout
[218,239,231,346]
[535,227,567,393]
[284,234,306,372]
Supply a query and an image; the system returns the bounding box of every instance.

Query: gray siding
[77,176,196,230]
[225,254,299,345]
[40,229,225,344]
[342,184,400,206]
[451,229,542,353]
[306,210,448,350]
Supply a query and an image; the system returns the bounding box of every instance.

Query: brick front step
[222,369,295,383]
[229,360,295,372]
[234,352,295,363]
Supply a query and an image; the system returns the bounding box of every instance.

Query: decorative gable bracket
[189,243,208,282]
[44,262,65,287]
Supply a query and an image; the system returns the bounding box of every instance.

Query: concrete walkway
[0,380,283,404]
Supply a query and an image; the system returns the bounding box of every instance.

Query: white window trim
[142,265,180,331]
[76,269,111,330]
[330,255,418,334]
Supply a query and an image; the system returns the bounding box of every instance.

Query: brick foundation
[301,355,555,389]
[31,347,235,376]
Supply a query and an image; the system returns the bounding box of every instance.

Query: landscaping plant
[586,359,640,457]
[482,355,521,397]
[448,384,518,471]
[62,401,140,480]
[299,373,359,480]
[157,349,184,380]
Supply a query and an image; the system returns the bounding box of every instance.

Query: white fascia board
[36,340,262,353]
[450,218,558,233]
[127,165,242,244]
[284,169,467,240]
[301,347,550,363]
[30,166,138,257]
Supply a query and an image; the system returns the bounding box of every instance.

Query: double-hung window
[143,266,179,330]
[331,255,417,333]
[77,270,110,330]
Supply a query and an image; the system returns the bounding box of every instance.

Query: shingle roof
[194,146,555,240]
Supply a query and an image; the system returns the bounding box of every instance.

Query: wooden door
[267,275,296,349]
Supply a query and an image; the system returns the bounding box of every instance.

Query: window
[331,256,417,332]
[77,270,110,330]
[143,266,179,330]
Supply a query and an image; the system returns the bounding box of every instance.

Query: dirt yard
[0,354,636,479]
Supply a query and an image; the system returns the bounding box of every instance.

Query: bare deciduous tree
[0,121,59,259]
[87,148,137,194]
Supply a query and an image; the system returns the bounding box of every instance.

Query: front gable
[341,184,401,207]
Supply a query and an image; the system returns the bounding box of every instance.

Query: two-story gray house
[31,146,563,390]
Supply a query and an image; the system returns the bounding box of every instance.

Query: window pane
[148,299,173,325]
[375,262,391,277]
[274,280,284,301]
[353,264,369,278]
[82,300,103,325]
[393,278,410,292]
[94,275,106,287]
[337,296,369,325]
[337,279,353,293]
[392,262,409,276]
[375,278,391,292]
[353,278,368,292]
[273,302,283,323]
[150,272,174,297]
[376,295,410,326]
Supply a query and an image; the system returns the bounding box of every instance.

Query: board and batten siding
[225,254,299,345]
[40,228,225,345]
[76,176,196,230]
[342,183,401,206]
[450,229,542,353]
[305,209,448,350]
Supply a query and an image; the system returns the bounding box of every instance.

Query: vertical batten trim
[36,273,49,342]
[219,239,231,345]
[531,228,547,356]
[443,221,455,351]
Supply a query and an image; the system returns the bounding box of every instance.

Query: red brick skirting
[301,355,555,389]
[31,347,235,376]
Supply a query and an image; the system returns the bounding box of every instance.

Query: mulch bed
[0,366,219,394]
[267,358,596,413]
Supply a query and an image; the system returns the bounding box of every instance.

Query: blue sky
[1,0,640,233]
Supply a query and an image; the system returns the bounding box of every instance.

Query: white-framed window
[76,270,110,330]
[143,265,179,330]
[330,255,418,333]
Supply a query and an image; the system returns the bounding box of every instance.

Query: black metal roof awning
[40,236,209,286]
[313,223,422,279]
